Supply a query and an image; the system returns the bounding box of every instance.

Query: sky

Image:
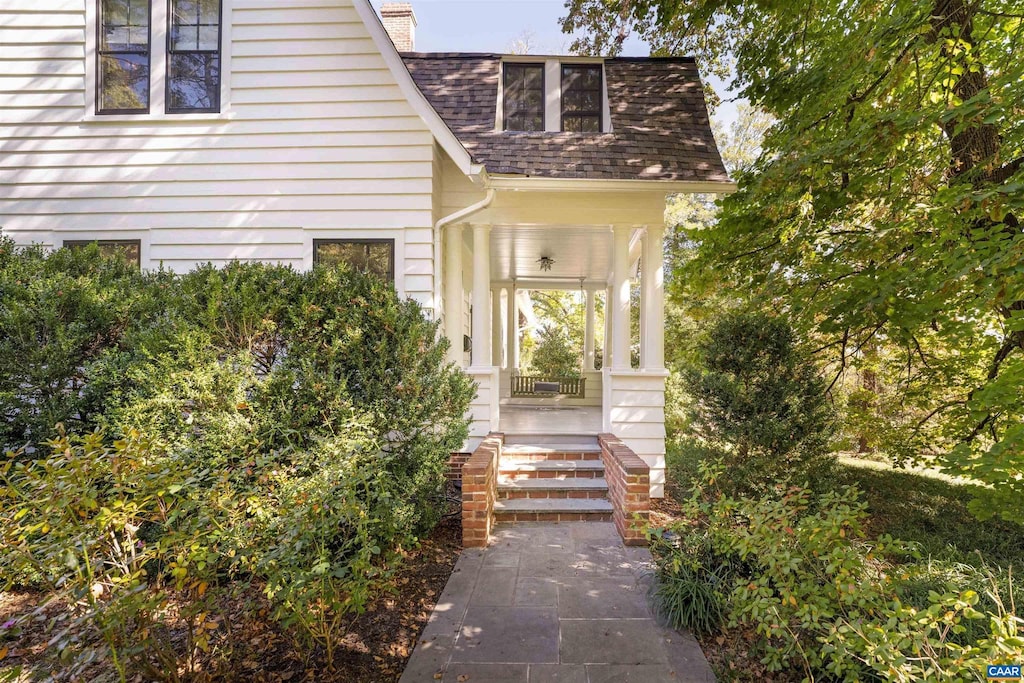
[370,0,740,129]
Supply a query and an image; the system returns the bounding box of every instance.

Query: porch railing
[511,375,586,399]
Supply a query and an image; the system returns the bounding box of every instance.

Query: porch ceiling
[489,225,614,284]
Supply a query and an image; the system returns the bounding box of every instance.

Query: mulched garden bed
[0,518,463,682]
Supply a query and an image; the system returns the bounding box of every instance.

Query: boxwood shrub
[0,238,475,677]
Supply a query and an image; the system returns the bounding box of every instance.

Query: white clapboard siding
[604,370,668,498]
[0,0,445,308]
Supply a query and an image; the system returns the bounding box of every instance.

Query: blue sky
[371,0,740,128]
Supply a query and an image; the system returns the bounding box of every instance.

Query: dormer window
[503,63,544,132]
[561,64,602,133]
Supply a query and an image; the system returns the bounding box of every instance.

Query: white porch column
[491,287,503,366]
[507,285,518,371]
[611,226,632,369]
[443,224,463,366]
[583,288,596,371]
[641,224,666,369]
[471,225,491,367]
[603,286,612,368]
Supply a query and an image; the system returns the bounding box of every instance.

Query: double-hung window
[167,0,223,112]
[97,0,151,114]
[561,64,602,133]
[95,0,223,115]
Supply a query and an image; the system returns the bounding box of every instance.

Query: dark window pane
[168,53,220,111]
[99,54,149,111]
[64,239,141,267]
[314,240,394,282]
[101,0,149,50]
[98,0,149,113]
[168,0,221,112]
[503,63,544,131]
[561,64,602,132]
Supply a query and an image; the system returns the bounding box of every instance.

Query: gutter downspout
[433,187,496,331]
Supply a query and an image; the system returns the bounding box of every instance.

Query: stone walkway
[400,522,715,682]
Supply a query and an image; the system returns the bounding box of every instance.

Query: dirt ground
[0,518,463,683]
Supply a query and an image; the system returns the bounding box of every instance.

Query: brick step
[492,497,614,523]
[500,444,602,461]
[497,477,608,500]
[499,459,605,480]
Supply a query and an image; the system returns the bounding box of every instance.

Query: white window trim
[52,229,152,269]
[83,0,233,123]
[302,229,407,299]
[496,57,612,133]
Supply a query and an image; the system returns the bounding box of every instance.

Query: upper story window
[98,0,151,114]
[168,0,222,112]
[95,0,222,116]
[503,63,544,132]
[561,64,602,133]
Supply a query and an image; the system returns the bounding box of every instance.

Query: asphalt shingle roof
[401,52,730,182]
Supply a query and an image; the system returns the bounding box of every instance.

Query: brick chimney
[380,3,417,52]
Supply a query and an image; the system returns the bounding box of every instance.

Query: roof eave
[486,175,737,194]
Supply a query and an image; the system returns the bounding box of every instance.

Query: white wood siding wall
[0,0,438,310]
[603,369,667,498]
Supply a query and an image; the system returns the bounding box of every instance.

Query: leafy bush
[652,465,1024,681]
[647,526,735,637]
[685,311,835,495]
[0,431,235,681]
[0,244,475,677]
[0,239,168,451]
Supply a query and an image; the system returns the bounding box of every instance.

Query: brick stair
[494,435,612,522]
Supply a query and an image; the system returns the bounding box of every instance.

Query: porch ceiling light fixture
[537,255,555,272]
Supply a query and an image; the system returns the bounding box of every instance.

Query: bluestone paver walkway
[400,522,716,683]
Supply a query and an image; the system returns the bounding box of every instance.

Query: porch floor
[498,405,602,435]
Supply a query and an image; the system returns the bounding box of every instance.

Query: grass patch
[836,456,1024,569]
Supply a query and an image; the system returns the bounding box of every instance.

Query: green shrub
[685,311,835,495]
[647,526,734,637]
[653,466,1024,681]
[0,244,476,677]
[280,264,475,532]
[0,430,236,682]
[0,239,167,451]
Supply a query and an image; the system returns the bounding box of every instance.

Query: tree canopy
[563,0,1024,522]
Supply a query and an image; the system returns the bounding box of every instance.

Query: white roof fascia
[486,175,737,194]
[352,0,479,178]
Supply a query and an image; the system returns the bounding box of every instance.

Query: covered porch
[439,184,672,496]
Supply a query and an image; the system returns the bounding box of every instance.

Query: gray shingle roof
[401,52,730,182]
